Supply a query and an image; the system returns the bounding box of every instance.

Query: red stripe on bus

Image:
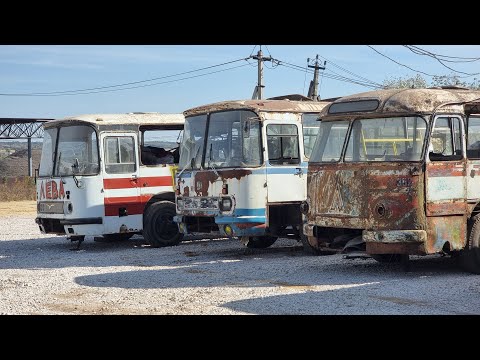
[427,168,465,177]
[426,201,466,216]
[103,195,153,216]
[103,176,172,189]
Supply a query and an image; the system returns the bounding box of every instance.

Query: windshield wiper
[207,143,219,177]
[71,158,82,188]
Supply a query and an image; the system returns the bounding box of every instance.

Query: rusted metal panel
[193,170,252,197]
[307,162,425,231]
[426,161,466,215]
[45,113,185,128]
[363,230,426,243]
[427,201,467,216]
[184,99,329,118]
[320,88,480,118]
[366,242,426,255]
[426,216,466,253]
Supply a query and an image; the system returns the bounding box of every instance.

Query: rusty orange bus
[302,87,480,273]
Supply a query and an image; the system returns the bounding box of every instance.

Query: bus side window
[105,136,136,174]
[467,116,480,159]
[429,117,463,161]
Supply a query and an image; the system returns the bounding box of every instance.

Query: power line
[277,60,381,88]
[316,54,382,87]
[405,45,480,62]
[367,45,436,77]
[0,63,251,97]
[276,56,383,89]
[0,58,249,96]
[277,60,381,89]
[404,45,480,77]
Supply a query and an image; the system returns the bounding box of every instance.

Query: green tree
[382,73,480,90]
[431,74,480,90]
[383,74,428,89]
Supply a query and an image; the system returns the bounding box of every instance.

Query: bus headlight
[219,197,232,212]
[65,202,73,214]
[177,198,184,210]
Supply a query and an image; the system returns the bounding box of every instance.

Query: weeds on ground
[0,176,36,201]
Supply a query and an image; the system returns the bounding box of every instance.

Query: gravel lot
[1,213,480,315]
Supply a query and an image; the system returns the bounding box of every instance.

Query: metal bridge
[0,118,53,176]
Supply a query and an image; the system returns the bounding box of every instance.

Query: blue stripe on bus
[215,208,266,224]
[234,208,265,216]
[216,216,266,224]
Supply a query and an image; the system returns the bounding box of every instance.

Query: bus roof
[184,99,330,117]
[321,87,480,117]
[44,112,185,128]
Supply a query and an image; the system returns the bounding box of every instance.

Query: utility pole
[251,46,272,100]
[307,55,326,101]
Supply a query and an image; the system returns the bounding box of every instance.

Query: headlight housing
[219,197,232,212]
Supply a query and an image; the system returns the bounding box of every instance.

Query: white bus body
[35,112,185,247]
[174,99,330,249]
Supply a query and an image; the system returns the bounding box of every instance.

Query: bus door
[264,120,306,203]
[101,132,141,233]
[466,115,480,205]
[425,115,467,251]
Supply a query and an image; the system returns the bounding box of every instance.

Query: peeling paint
[307,162,425,230]
[184,99,329,118]
[305,87,480,259]
[193,170,252,197]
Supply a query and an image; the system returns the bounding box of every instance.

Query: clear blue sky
[0,45,479,119]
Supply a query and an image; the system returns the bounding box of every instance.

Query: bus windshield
[39,125,99,177]
[302,114,321,158]
[179,110,262,170]
[310,116,427,163]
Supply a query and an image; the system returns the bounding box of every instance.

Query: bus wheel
[143,201,183,248]
[460,214,480,274]
[245,236,277,249]
[370,254,402,263]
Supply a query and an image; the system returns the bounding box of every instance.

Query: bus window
[429,117,463,161]
[467,116,480,159]
[105,136,136,174]
[267,124,300,165]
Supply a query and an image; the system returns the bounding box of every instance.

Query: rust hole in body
[376,203,386,217]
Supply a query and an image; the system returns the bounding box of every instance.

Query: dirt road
[1,201,479,314]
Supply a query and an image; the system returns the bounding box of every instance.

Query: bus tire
[143,201,183,248]
[245,236,277,249]
[460,214,480,274]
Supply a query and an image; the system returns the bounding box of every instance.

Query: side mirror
[34,168,39,184]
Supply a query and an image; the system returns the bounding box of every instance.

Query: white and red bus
[35,112,185,247]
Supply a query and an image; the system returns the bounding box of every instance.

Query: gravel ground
[1,215,480,315]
